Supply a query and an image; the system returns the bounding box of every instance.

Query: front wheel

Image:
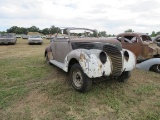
[149,64,160,73]
[116,71,131,82]
[70,64,92,93]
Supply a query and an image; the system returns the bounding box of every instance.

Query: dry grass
[0,38,160,120]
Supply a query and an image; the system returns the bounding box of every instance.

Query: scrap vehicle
[0,33,17,45]
[44,28,136,92]
[153,35,160,47]
[28,35,43,45]
[22,34,28,39]
[117,32,160,73]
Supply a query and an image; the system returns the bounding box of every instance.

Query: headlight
[99,51,107,64]
[124,51,129,61]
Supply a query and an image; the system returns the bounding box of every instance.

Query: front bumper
[28,40,43,44]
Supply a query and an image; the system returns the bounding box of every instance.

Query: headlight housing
[124,51,129,61]
[99,51,107,64]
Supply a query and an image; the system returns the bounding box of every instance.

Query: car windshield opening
[140,35,152,42]
[124,36,138,43]
[30,35,41,38]
[0,34,14,38]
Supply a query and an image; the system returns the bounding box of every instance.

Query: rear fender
[136,58,160,70]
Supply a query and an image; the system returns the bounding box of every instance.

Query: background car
[22,34,28,39]
[45,28,136,92]
[117,32,160,73]
[0,33,17,45]
[28,35,43,45]
[153,35,160,47]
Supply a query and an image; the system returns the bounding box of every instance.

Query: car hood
[0,38,15,39]
[70,38,122,50]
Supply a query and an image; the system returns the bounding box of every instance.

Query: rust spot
[79,53,86,62]
[99,64,102,69]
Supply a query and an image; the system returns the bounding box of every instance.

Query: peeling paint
[62,49,136,78]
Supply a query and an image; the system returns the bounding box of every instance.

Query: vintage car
[0,33,17,45]
[28,35,43,45]
[153,35,160,47]
[117,32,160,73]
[22,34,28,39]
[45,28,136,92]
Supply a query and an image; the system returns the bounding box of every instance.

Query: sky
[0,0,160,34]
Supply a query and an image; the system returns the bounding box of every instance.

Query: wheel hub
[73,70,83,88]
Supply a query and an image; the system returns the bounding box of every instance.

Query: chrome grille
[103,45,122,76]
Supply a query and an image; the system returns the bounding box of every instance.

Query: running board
[50,60,64,69]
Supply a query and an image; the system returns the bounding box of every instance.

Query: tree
[98,31,107,37]
[50,25,59,34]
[7,26,19,33]
[150,31,156,37]
[41,28,50,35]
[156,31,160,35]
[27,26,40,32]
[125,29,134,32]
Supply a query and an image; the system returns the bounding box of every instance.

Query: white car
[28,35,43,45]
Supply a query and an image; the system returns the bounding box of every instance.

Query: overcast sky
[0,0,160,34]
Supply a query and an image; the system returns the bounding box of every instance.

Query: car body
[28,35,43,44]
[46,35,54,39]
[44,28,136,92]
[22,34,28,39]
[0,33,17,45]
[153,35,160,47]
[16,34,22,38]
[117,32,160,73]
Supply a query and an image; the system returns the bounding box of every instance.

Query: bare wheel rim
[72,69,83,88]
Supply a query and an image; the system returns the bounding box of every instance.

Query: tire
[116,71,131,82]
[149,64,160,73]
[70,63,92,93]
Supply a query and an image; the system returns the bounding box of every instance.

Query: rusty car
[117,32,160,73]
[153,35,160,47]
[0,33,17,45]
[28,35,43,45]
[45,28,136,92]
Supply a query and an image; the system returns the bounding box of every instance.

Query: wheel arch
[68,58,79,72]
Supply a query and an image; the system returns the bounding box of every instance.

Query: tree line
[0,25,115,37]
[1,26,160,37]
[125,29,160,37]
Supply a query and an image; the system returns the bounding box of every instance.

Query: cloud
[0,0,160,34]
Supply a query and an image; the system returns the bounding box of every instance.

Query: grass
[0,38,160,120]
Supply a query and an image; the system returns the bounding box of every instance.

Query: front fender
[64,49,112,78]
[122,49,136,71]
[136,58,160,70]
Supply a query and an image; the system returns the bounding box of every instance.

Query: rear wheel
[149,64,160,73]
[70,64,92,93]
[116,71,131,82]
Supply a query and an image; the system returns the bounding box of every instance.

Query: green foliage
[99,31,107,37]
[125,29,134,32]
[5,25,60,35]
[150,31,157,37]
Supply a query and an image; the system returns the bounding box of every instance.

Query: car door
[52,36,71,63]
